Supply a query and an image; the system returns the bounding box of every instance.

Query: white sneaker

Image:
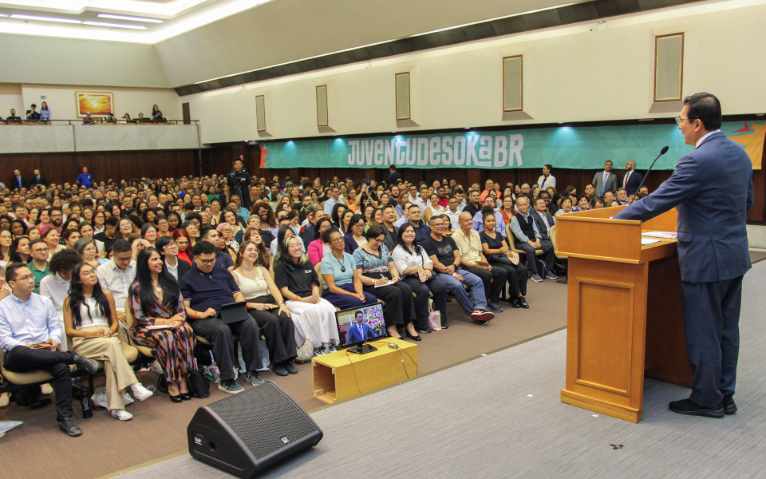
[130,382,154,402]
[150,360,164,375]
[123,393,134,406]
[110,409,133,421]
[91,392,108,409]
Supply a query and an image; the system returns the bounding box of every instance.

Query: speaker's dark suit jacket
[614,131,753,408]
[621,170,643,196]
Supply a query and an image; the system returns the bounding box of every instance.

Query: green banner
[259,121,762,170]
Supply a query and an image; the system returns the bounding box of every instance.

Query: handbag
[187,368,210,398]
[295,338,314,363]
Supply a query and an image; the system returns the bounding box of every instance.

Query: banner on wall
[259,121,764,170]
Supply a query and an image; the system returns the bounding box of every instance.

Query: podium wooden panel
[557,206,693,423]
[312,338,417,404]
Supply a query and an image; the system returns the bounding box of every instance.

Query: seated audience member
[343,214,368,253]
[156,236,190,280]
[218,222,239,254]
[392,223,449,332]
[28,238,50,293]
[307,217,333,266]
[422,215,494,325]
[94,216,118,252]
[275,236,340,356]
[179,241,264,393]
[352,226,419,340]
[242,227,273,273]
[270,224,304,259]
[140,223,158,247]
[5,108,21,123]
[509,196,556,282]
[405,204,431,244]
[531,198,556,244]
[444,195,463,231]
[74,238,103,268]
[96,240,136,323]
[574,195,591,212]
[40,250,83,349]
[64,262,153,420]
[0,262,99,437]
[472,197,506,236]
[299,205,323,246]
[172,229,193,265]
[321,229,377,309]
[10,236,31,264]
[452,212,506,313]
[199,227,234,269]
[380,205,399,252]
[555,197,573,216]
[231,241,298,376]
[480,211,529,309]
[130,248,196,402]
[0,229,12,266]
[590,197,605,209]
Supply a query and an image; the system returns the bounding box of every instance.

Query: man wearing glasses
[615,92,753,418]
[28,239,51,293]
[96,240,136,324]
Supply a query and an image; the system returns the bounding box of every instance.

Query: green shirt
[29,261,50,294]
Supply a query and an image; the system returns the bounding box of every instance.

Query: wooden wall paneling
[0,155,41,187]
[747,168,765,222]
[39,153,76,185]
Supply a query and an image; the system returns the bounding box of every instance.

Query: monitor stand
[347,342,377,355]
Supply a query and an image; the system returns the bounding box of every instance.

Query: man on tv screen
[347,311,377,343]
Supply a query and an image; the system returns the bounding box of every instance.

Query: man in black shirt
[200,227,234,269]
[94,217,118,251]
[422,215,494,325]
[462,189,482,218]
[381,205,399,252]
[5,108,21,123]
[180,241,264,393]
[387,164,402,185]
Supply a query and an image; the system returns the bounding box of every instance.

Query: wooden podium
[556,206,693,423]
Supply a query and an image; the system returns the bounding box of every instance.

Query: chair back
[315,262,325,289]
[550,224,568,259]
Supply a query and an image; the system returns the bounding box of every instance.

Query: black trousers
[514,240,555,275]
[246,295,297,364]
[363,280,415,328]
[4,346,75,422]
[400,275,448,330]
[188,317,262,381]
[681,276,743,408]
[487,255,528,297]
[463,265,506,303]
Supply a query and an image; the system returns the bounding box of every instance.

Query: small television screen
[335,302,386,348]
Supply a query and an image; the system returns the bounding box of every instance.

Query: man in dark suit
[347,312,377,343]
[30,169,47,187]
[592,161,619,197]
[387,164,402,185]
[531,197,555,241]
[621,160,643,196]
[10,170,27,190]
[615,92,753,418]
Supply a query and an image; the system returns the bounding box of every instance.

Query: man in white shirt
[444,196,462,231]
[323,187,340,215]
[39,249,81,351]
[96,239,136,322]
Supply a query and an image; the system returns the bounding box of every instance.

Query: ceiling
[0,0,274,42]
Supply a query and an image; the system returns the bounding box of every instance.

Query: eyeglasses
[115,256,132,263]
[81,269,95,277]
[674,117,691,125]
[331,237,344,243]
[198,258,216,265]
[163,241,177,248]
[373,237,385,244]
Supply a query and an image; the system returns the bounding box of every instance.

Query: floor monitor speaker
[188,381,322,478]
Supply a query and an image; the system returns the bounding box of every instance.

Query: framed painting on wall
[75,91,114,118]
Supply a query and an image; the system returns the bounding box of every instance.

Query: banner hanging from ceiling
[259,121,763,170]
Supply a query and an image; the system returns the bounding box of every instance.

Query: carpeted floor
[0,271,567,479]
[127,259,766,478]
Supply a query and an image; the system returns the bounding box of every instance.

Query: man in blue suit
[615,93,753,418]
[621,160,644,197]
[347,311,377,344]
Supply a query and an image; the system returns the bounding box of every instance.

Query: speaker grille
[206,382,317,460]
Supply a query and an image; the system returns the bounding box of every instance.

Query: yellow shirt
[452,228,482,264]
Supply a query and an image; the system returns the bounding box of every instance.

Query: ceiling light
[97,14,163,24]
[10,14,81,24]
[83,21,147,30]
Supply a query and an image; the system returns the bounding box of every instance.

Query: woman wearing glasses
[321,228,377,310]
[343,214,368,254]
[352,226,419,340]
[64,262,154,421]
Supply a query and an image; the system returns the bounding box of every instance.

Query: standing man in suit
[347,311,376,343]
[614,92,753,418]
[30,169,47,187]
[10,170,27,190]
[622,160,643,196]
[592,161,618,197]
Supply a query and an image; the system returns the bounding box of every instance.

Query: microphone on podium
[630,146,669,204]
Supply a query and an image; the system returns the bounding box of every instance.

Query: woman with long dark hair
[129,248,196,403]
[64,262,154,420]
[9,236,31,264]
[480,211,529,309]
[242,227,272,274]
[392,222,449,331]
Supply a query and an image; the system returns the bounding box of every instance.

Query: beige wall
[0,33,170,88]
[20,84,182,121]
[0,83,22,118]
[191,1,766,145]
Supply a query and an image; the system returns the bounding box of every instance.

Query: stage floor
[119,260,766,479]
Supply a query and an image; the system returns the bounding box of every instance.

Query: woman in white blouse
[392,223,449,332]
[423,192,445,224]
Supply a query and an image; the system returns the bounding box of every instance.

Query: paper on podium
[642,231,677,239]
[641,238,662,246]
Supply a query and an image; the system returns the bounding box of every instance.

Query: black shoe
[180,393,192,401]
[285,362,299,375]
[272,364,289,376]
[59,418,82,437]
[723,395,737,415]
[510,298,522,308]
[487,302,503,313]
[669,398,724,418]
[169,393,183,403]
[441,322,449,329]
[72,354,98,375]
[406,332,422,341]
[416,327,432,334]
[518,297,529,308]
